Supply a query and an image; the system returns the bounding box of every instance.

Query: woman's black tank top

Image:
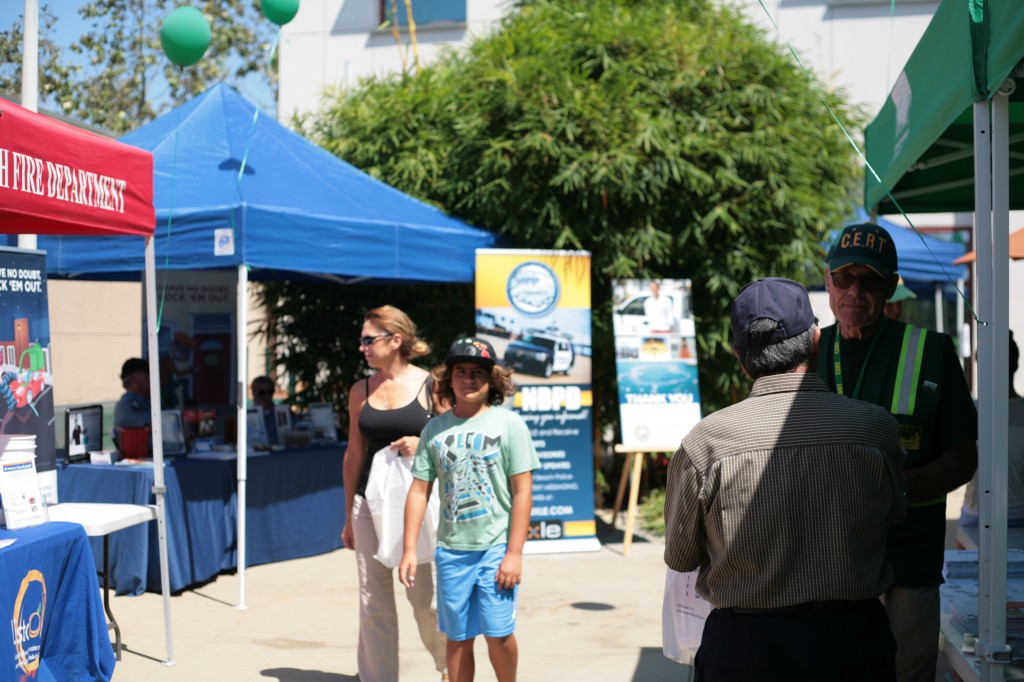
[356,377,431,496]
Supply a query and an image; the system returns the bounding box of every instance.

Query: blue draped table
[0,522,116,681]
[56,446,346,595]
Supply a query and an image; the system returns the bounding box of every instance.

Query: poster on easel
[0,247,56,503]
[612,278,702,450]
[476,249,599,553]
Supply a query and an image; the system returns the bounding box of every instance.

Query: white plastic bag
[363,445,439,568]
[662,567,712,665]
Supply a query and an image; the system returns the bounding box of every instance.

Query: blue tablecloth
[56,446,345,595]
[0,522,116,681]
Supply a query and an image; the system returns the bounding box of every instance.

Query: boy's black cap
[730,278,815,347]
[445,337,497,369]
[120,357,149,380]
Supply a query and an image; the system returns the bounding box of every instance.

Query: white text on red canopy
[0,146,128,214]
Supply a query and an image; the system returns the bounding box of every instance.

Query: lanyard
[833,318,888,400]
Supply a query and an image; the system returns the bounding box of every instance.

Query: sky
[1,0,275,120]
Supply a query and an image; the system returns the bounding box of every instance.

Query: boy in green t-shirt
[400,337,539,682]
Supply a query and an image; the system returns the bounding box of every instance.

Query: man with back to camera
[664,277,907,681]
[112,357,151,448]
[818,222,978,682]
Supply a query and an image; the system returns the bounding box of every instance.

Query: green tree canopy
[274,0,865,430]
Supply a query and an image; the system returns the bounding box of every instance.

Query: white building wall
[280,0,513,120]
[736,0,939,115]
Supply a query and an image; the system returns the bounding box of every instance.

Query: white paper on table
[0,457,47,529]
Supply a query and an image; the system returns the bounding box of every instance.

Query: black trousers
[694,600,896,682]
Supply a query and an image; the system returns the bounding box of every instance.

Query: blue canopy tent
[38,84,495,608]
[39,83,493,283]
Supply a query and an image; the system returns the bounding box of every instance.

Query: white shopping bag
[363,445,439,568]
[662,567,712,665]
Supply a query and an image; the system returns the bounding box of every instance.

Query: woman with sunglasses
[341,305,448,682]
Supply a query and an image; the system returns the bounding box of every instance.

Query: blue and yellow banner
[475,249,599,552]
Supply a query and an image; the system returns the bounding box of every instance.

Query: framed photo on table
[308,403,338,442]
[160,410,189,456]
[246,407,269,448]
[273,404,292,439]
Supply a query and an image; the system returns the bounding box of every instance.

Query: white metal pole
[978,87,1012,679]
[957,278,966,369]
[236,264,249,609]
[933,282,944,333]
[145,236,176,665]
[19,0,38,251]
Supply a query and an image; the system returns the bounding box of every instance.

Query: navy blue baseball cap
[730,278,815,347]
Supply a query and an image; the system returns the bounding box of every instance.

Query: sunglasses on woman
[358,333,394,347]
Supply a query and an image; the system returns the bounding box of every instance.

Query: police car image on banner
[475,249,599,554]
[612,278,702,450]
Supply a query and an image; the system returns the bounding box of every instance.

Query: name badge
[899,424,923,451]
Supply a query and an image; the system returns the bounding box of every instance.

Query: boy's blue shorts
[435,544,518,641]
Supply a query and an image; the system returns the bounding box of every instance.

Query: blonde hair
[364,305,430,359]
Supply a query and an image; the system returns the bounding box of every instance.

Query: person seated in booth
[961,331,1024,527]
[251,375,281,445]
[112,357,151,449]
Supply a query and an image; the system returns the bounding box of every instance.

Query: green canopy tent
[864,2,1024,678]
[864,1,1024,215]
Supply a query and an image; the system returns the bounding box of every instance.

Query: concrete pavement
[102,489,970,681]
[106,516,688,681]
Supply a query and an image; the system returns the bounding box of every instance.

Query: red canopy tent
[0,96,175,663]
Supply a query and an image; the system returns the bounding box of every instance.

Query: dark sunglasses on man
[830,269,888,294]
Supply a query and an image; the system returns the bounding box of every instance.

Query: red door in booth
[193,334,231,404]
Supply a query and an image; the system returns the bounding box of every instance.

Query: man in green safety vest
[817,222,978,682]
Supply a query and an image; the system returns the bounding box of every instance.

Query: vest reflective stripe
[890,325,927,416]
[890,325,945,508]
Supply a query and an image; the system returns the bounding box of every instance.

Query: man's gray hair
[735,318,816,379]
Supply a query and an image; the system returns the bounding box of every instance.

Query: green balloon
[160,6,211,67]
[261,0,300,26]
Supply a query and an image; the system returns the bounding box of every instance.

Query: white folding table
[46,502,156,659]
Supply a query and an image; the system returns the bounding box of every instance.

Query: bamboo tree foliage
[1,1,273,134]
[284,0,868,430]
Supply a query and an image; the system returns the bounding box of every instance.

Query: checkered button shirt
[663,372,907,609]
